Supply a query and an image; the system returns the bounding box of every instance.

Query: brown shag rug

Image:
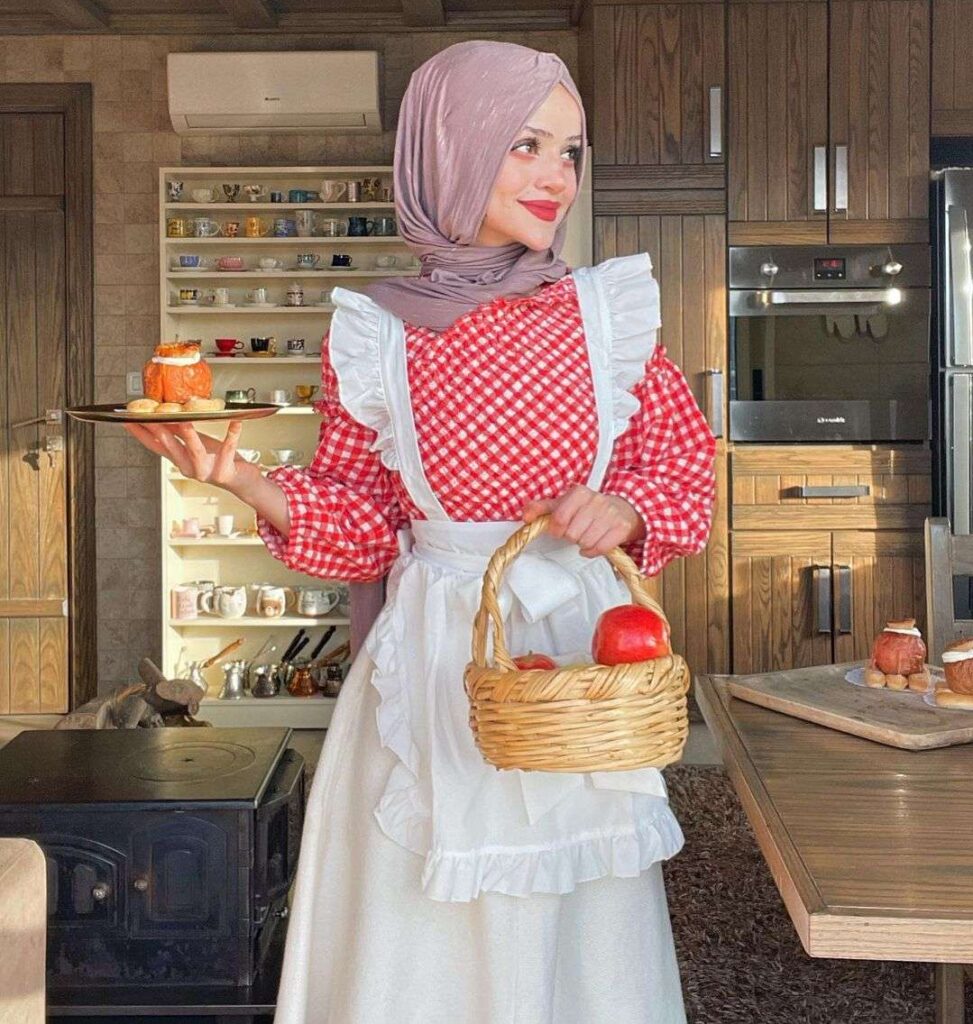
[664,764,940,1023]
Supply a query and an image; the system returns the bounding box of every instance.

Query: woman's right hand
[123,420,262,498]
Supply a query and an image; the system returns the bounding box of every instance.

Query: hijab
[363,40,587,332]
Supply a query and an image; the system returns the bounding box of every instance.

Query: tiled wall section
[0,30,577,695]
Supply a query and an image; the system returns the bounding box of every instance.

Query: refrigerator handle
[952,375,972,535]
[948,203,973,367]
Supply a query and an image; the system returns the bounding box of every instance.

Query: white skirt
[273,650,688,1024]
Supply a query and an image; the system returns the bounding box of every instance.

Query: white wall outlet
[126,372,143,397]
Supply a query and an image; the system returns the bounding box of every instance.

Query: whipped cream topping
[943,648,973,664]
[883,626,922,637]
[152,353,200,367]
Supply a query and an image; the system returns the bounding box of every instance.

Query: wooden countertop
[696,672,973,964]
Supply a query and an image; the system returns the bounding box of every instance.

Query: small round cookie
[155,402,184,413]
[126,398,159,414]
[182,396,226,413]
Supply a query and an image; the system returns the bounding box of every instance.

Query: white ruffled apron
[273,255,687,1024]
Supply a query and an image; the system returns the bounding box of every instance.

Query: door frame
[0,84,95,709]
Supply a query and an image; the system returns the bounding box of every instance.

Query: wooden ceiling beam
[216,0,277,29]
[402,0,446,27]
[40,0,108,30]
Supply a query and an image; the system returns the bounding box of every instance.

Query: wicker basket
[464,515,691,773]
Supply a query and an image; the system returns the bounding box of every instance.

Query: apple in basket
[592,605,671,665]
[511,652,557,671]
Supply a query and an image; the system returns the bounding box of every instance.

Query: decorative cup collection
[170,578,345,620]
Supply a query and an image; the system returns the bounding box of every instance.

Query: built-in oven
[728,245,930,442]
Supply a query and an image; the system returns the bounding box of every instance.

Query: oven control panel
[813,256,846,280]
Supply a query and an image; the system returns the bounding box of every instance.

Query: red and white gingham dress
[259,273,715,582]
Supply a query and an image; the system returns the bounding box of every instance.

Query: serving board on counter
[726,661,973,750]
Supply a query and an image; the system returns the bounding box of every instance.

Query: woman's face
[475,84,583,251]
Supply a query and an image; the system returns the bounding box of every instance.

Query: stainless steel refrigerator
[932,167,973,535]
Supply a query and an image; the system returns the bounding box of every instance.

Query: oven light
[885,287,903,305]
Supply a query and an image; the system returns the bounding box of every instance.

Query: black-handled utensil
[281,628,306,663]
[309,626,337,662]
[289,635,311,662]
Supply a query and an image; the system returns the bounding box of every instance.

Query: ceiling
[0,0,585,35]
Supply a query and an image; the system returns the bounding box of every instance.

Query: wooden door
[0,113,69,712]
[831,530,926,663]
[595,213,730,675]
[932,0,973,135]
[828,0,930,243]
[727,0,829,244]
[591,1,725,189]
[731,530,833,673]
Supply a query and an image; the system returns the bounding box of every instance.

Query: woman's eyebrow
[522,125,583,142]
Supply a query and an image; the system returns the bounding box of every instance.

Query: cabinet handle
[792,484,870,499]
[813,565,833,635]
[703,369,724,438]
[834,144,848,212]
[835,564,852,634]
[813,146,827,211]
[708,86,723,158]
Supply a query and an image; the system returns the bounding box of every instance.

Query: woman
[127,40,715,1024]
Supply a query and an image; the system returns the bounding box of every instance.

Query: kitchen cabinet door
[731,531,834,674]
[591,2,725,187]
[829,0,930,243]
[932,0,973,135]
[727,0,829,244]
[595,213,730,676]
[830,530,926,663]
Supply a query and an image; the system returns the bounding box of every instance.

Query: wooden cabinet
[595,212,730,677]
[729,0,930,244]
[932,0,973,135]
[589,0,725,191]
[731,445,930,673]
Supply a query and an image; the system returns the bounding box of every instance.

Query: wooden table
[696,672,973,1024]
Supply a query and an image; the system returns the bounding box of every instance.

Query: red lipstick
[518,200,560,222]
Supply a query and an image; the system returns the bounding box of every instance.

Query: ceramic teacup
[258,257,283,271]
[270,448,303,466]
[296,585,339,617]
[236,448,261,464]
[191,187,216,203]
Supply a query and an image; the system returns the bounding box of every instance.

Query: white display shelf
[167,305,334,314]
[166,270,415,277]
[168,537,265,546]
[206,355,320,364]
[164,237,404,246]
[170,615,350,628]
[197,692,337,729]
[167,202,395,212]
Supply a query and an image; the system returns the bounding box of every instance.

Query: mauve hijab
[363,40,587,333]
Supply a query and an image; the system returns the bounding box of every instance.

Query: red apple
[592,604,671,665]
[512,652,557,671]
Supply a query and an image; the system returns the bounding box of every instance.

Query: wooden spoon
[201,637,244,669]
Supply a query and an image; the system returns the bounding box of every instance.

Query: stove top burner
[123,741,258,783]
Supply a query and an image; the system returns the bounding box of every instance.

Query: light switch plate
[126,372,143,396]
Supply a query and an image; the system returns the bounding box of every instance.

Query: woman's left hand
[522,485,646,558]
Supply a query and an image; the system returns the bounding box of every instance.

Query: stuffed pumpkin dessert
[128,341,223,413]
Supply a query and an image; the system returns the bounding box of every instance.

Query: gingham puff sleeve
[256,332,406,581]
[601,345,717,577]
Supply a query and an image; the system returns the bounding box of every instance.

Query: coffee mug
[295,210,316,237]
[288,189,309,203]
[243,184,266,202]
[360,177,381,201]
[250,336,276,354]
[346,181,362,202]
[216,514,235,537]
[237,448,261,464]
[286,338,306,355]
[170,585,198,620]
[167,180,184,202]
[375,255,398,269]
[320,180,347,202]
[270,448,303,465]
[347,216,374,237]
[226,387,257,403]
[331,253,352,267]
[319,218,347,237]
[167,217,189,237]
[178,254,202,268]
[193,217,222,238]
[180,517,201,537]
[178,287,201,304]
[245,217,271,238]
[211,287,230,306]
[270,190,285,203]
[256,585,295,618]
[269,389,292,406]
[247,287,269,305]
[223,221,240,238]
[191,187,216,203]
[215,337,243,354]
[273,218,297,237]
[297,585,339,617]
[372,216,396,236]
[295,253,320,269]
[201,585,247,619]
[258,257,283,271]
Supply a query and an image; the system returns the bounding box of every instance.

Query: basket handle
[470,514,671,672]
